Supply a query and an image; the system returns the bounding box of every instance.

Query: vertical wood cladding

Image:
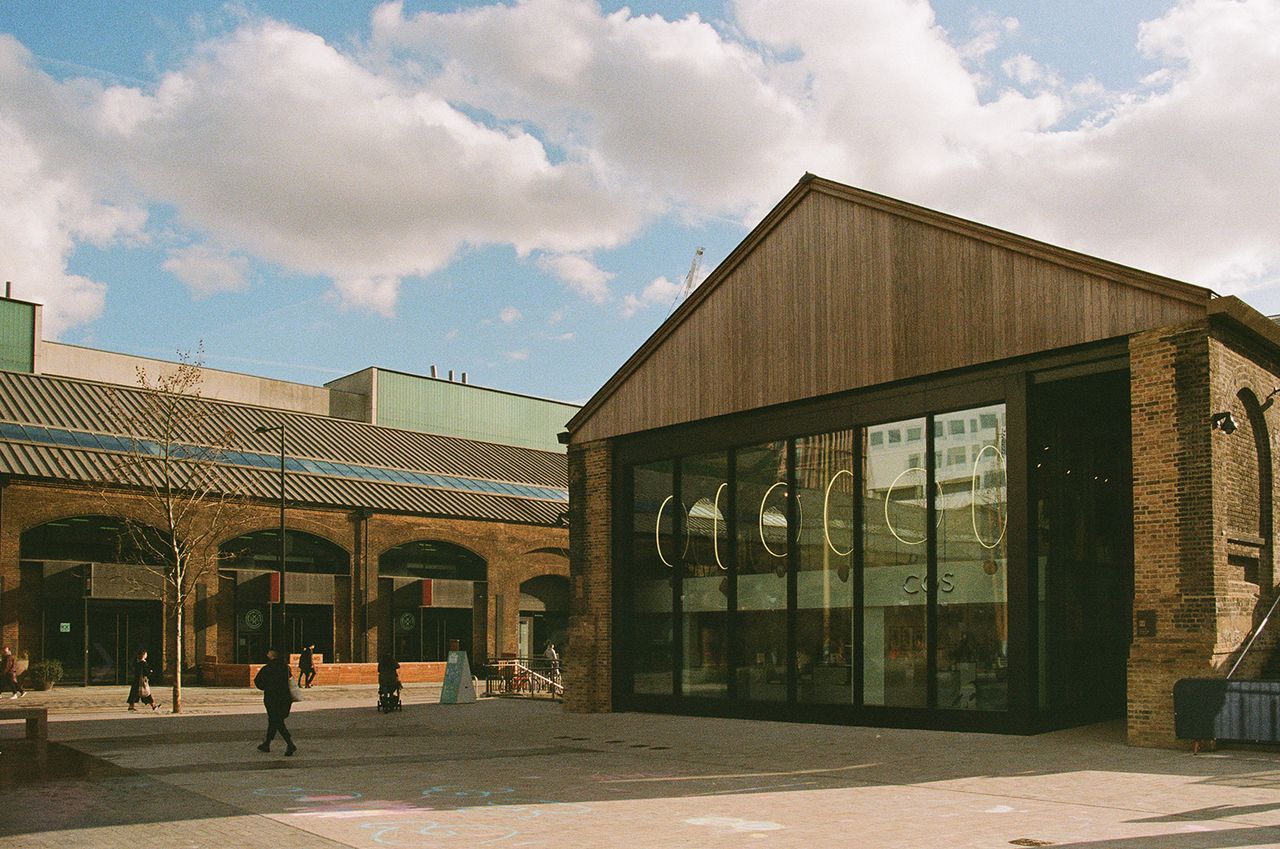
[565,439,613,713]
[574,184,1208,443]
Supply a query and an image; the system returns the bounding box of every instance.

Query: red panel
[421,578,433,607]
[269,572,281,604]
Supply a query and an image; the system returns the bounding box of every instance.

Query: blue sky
[2,1,1278,403]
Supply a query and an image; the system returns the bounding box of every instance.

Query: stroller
[377,681,402,713]
[377,657,402,713]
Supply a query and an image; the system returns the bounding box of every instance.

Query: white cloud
[0,39,146,335]
[4,0,1280,336]
[504,348,530,361]
[547,307,565,324]
[499,305,522,324]
[958,13,1019,63]
[536,253,614,302]
[622,275,681,318]
[162,243,249,296]
[328,275,399,316]
[549,331,575,341]
[1002,54,1046,87]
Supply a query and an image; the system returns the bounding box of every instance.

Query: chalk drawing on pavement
[686,816,784,833]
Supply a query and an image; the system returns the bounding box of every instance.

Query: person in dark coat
[126,649,156,711]
[298,644,316,688]
[255,648,297,756]
[1,646,24,699]
[377,654,401,695]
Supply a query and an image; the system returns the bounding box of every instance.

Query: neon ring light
[712,482,728,570]
[655,495,676,567]
[823,469,854,556]
[885,467,929,546]
[758,482,794,559]
[971,444,1008,549]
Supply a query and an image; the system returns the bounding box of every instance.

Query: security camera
[1211,412,1238,435]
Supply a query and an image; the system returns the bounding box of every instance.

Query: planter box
[200,660,447,688]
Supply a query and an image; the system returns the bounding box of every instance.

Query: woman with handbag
[127,649,157,712]
[254,648,298,756]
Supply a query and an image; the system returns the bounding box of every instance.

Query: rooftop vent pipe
[430,365,437,378]
[448,369,454,381]
[461,372,468,384]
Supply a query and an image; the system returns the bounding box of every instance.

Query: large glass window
[935,405,1008,711]
[863,418,929,707]
[681,452,729,697]
[623,397,1014,718]
[632,460,674,695]
[795,430,855,704]
[735,441,789,702]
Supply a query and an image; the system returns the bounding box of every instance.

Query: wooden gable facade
[569,175,1211,444]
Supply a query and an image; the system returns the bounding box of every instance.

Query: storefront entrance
[1032,371,1134,724]
[42,595,163,685]
[285,604,333,661]
[612,346,1140,733]
[392,607,473,662]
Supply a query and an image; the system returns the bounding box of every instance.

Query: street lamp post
[254,423,287,654]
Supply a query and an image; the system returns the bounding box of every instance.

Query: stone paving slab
[4,693,1280,848]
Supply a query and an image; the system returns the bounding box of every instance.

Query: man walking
[254,648,297,756]
[1,646,24,699]
[298,644,316,688]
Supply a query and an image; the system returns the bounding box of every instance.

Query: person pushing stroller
[377,654,402,712]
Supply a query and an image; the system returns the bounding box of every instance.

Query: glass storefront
[796,430,854,704]
[631,460,674,695]
[621,401,1013,722]
[864,417,929,708]
[681,452,729,697]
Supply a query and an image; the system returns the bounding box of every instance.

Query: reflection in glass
[735,441,789,701]
[796,430,855,703]
[632,460,674,695]
[681,452,729,697]
[935,405,1008,711]
[863,418,929,707]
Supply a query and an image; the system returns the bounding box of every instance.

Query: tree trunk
[172,578,184,714]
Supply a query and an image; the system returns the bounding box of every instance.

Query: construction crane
[667,246,705,314]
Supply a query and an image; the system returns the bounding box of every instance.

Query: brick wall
[1206,328,1280,679]
[1129,320,1280,747]
[565,439,613,712]
[0,480,567,677]
[1129,322,1216,746]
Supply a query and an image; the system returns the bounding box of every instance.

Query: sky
[2,0,1278,404]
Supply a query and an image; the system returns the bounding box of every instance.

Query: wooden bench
[0,706,48,740]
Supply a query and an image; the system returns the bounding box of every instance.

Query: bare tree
[100,345,252,714]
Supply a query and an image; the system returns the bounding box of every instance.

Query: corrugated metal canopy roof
[0,370,567,526]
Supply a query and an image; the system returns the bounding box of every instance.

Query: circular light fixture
[885,467,928,546]
[971,445,1007,549]
[823,469,854,557]
[712,482,728,570]
[759,482,789,558]
[655,495,676,568]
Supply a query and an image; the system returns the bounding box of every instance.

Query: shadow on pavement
[4,702,1280,846]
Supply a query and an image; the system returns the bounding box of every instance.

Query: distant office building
[0,294,577,683]
[565,174,1280,747]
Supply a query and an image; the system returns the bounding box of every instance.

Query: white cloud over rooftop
[1,0,1278,333]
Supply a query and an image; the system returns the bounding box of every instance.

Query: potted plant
[29,658,63,690]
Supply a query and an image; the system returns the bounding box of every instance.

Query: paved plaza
[4,686,1280,848]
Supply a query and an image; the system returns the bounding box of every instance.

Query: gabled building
[564,173,1280,746]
